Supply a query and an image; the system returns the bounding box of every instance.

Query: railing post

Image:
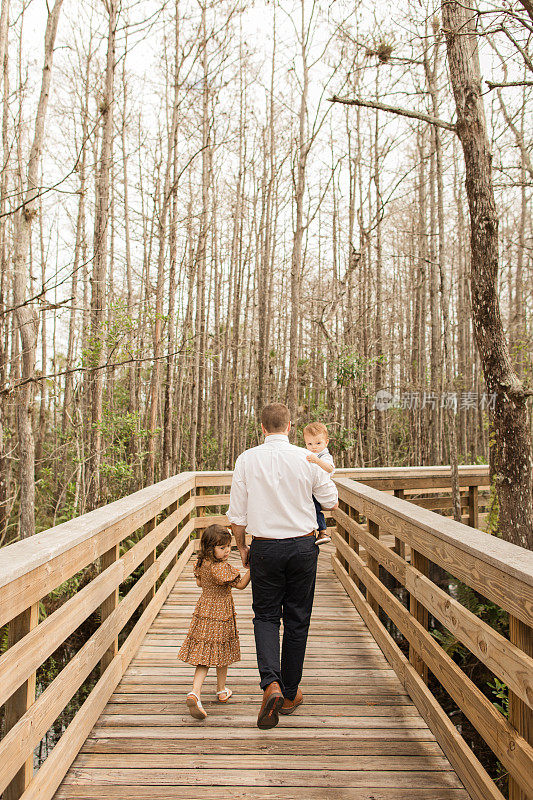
[181,488,192,533]
[367,519,380,616]
[184,489,193,543]
[508,616,533,800]
[142,517,157,609]
[468,484,479,528]
[168,500,178,568]
[336,499,349,573]
[409,549,429,683]
[348,504,361,587]
[99,544,119,673]
[393,488,406,558]
[4,603,39,800]
[197,485,205,523]
[169,489,192,566]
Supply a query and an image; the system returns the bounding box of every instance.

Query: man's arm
[231,524,249,565]
[227,456,250,566]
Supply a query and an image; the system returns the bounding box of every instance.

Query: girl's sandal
[186,691,207,720]
[216,687,233,703]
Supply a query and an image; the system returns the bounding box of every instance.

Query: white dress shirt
[227,434,339,539]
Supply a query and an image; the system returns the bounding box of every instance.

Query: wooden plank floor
[55,546,470,800]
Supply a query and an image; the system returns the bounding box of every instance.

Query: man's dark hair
[261,403,290,433]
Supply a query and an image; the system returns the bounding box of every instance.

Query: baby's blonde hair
[303,422,328,438]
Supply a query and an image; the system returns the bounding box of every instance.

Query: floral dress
[178,559,242,667]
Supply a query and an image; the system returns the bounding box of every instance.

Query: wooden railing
[337,465,490,526]
[195,464,491,529]
[0,472,195,800]
[2,463,523,800]
[331,475,533,800]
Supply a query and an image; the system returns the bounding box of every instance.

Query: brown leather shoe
[279,688,303,715]
[257,682,284,729]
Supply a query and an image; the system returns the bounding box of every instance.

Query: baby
[303,422,335,545]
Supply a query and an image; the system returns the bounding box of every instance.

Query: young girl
[179,524,250,720]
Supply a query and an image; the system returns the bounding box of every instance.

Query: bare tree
[88,0,118,509]
[0,0,9,543]
[189,0,210,470]
[442,0,533,550]
[12,0,64,537]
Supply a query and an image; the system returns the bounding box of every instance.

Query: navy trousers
[249,534,318,701]
[313,495,326,531]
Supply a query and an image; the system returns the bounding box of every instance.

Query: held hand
[238,545,250,567]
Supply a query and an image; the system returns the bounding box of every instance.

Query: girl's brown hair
[196,524,232,569]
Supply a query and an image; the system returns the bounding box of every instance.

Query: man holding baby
[228,403,339,730]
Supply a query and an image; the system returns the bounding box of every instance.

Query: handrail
[195,464,490,488]
[0,464,506,800]
[331,475,533,800]
[194,464,490,528]
[0,472,195,615]
[0,473,195,800]
[334,477,531,608]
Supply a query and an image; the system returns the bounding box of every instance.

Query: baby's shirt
[318,447,335,474]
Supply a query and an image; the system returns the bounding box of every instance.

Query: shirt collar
[264,434,290,445]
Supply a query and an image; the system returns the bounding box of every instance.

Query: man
[227,403,339,730]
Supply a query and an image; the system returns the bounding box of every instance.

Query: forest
[0,0,531,547]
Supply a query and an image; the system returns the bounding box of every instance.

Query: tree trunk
[442,0,533,549]
[121,71,137,480]
[62,75,88,435]
[257,32,276,415]
[190,3,210,469]
[149,3,181,482]
[373,77,385,465]
[425,38,461,517]
[162,4,181,479]
[35,203,47,468]
[12,0,63,537]
[287,0,309,432]
[0,0,9,543]
[88,0,117,509]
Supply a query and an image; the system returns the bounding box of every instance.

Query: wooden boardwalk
[54,547,470,800]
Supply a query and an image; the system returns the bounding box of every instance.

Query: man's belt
[251,531,317,542]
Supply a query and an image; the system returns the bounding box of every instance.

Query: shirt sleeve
[319,451,335,472]
[311,464,338,509]
[211,562,241,586]
[227,455,248,526]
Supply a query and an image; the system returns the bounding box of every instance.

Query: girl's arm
[234,569,250,590]
[306,453,334,474]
